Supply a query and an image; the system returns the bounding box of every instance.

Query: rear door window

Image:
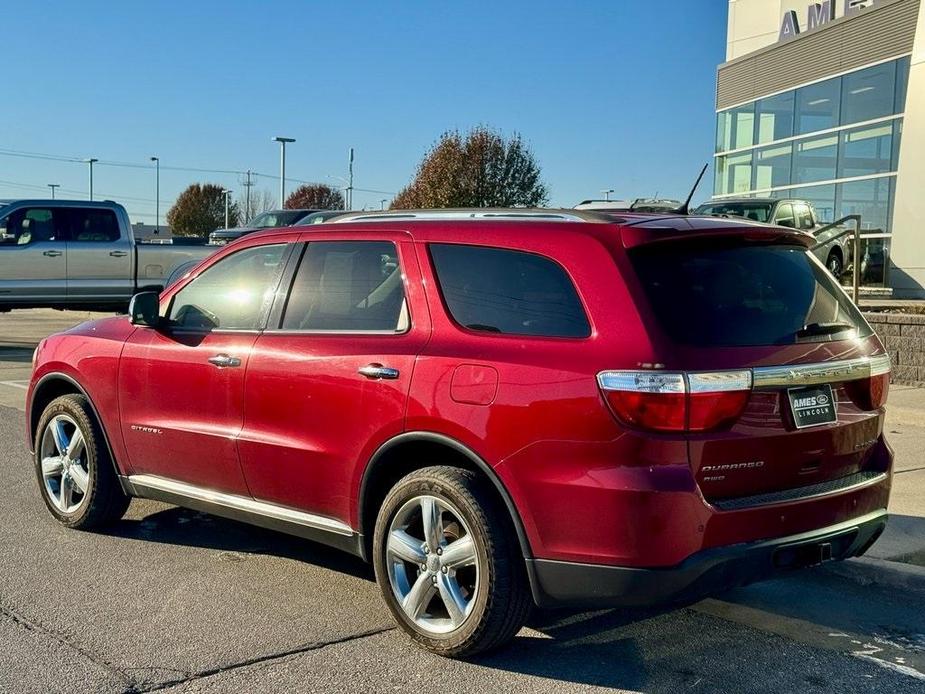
[630,243,869,347]
[429,244,590,338]
[793,203,814,230]
[66,208,121,242]
[281,241,407,332]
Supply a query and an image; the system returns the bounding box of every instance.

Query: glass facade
[713,56,911,285]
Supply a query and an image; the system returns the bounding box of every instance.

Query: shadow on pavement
[102,503,374,581]
[105,501,677,689]
[875,513,925,566]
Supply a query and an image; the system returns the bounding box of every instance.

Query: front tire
[826,251,843,278]
[373,466,531,658]
[34,394,130,529]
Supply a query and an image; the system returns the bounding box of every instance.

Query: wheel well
[29,377,82,447]
[828,246,843,262]
[359,437,531,563]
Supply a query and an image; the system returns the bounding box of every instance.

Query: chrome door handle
[109,250,128,257]
[358,364,399,380]
[43,250,62,257]
[208,354,241,368]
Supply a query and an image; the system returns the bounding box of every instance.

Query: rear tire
[34,395,130,529]
[373,466,531,658]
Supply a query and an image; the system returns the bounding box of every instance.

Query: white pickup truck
[0,199,217,312]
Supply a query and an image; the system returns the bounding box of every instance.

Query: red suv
[26,210,893,657]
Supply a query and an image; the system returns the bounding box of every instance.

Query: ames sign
[779,0,879,41]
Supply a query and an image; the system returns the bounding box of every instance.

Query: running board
[122,474,362,556]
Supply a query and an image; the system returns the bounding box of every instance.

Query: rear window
[429,244,590,338]
[630,244,870,347]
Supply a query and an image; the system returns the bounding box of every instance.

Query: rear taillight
[845,354,891,410]
[597,370,752,433]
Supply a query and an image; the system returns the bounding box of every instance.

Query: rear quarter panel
[405,223,685,561]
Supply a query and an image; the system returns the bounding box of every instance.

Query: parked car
[0,200,215,312]
[298,210,347,224]
[575,198,681,213]
[208,208,320,245]
[27,209,892,657]
[694,198,850,278]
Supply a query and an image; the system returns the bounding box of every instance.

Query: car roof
[700,198,779,205]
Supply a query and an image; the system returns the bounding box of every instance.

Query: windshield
[248,211,304,228]
[694,202,773,223]
[630,243,870,347]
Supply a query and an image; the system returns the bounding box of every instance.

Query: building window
[793,134,838,184]
[837,177,892,233]
[756,92,794,145]
[892,119,903,170]
[895,56,911,113]
[838,123,893,179]
[796,77,841,134]
[840,62,896,126]
[754,144,792,190]
[715,152,754,196]
[716,103,755,152]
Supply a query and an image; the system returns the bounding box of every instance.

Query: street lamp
[150,157,160,235]
[48,184,60,199]
[380,198,387,210]
[601,189,614,201]
[86,158,99,200]
[222,189,233,229]
[272,136,295,207]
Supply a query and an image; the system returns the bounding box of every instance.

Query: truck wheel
[373,466,531,658]
[826,251,843,278]
[34,395,131,529]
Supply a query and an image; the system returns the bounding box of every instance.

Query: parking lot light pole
[47,184,59,200]
[86,158,98,200]
[222,189,232,229]
[380,199,387,210]
[601,189,614,201]
[150,157,160,234]
[272,137,295,207]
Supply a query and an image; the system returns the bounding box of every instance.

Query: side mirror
[129,291,161,327]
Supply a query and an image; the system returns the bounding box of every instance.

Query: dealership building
[715,0,925,296]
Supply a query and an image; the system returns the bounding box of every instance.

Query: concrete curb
[821,556,925,593]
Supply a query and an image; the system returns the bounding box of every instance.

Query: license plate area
[787,384,837,429]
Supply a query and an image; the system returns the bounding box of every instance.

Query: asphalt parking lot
[2,310,925,693]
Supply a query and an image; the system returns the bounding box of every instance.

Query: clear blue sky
[0,0,727,221]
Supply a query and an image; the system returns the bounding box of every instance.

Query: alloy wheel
[39,414,90,514]
[385,494,481,634]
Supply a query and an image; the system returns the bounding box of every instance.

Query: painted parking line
[0,381,29,391]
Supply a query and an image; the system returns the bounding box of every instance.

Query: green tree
[166,183,239,236]
[285,183,345,210]
[392,127,548,209]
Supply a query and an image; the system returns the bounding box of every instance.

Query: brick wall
[864,312,925,386]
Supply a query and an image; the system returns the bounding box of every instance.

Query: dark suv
[27,209,892,657]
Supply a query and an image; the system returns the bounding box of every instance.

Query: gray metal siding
[717,0,919,110]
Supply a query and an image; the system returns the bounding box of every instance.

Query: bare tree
[237,188,276,224]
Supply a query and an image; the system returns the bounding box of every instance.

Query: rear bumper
[526,509,887,609]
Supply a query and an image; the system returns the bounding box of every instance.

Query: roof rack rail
[330,209,589,224]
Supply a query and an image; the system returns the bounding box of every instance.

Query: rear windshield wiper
[796,322,856,338]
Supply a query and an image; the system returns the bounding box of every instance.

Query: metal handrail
[809,214,862,303]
